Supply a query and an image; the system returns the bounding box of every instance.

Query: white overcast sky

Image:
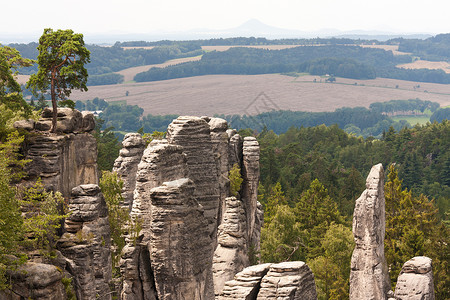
[2,0,449,38]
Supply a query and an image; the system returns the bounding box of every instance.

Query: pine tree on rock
[27,28,90,132]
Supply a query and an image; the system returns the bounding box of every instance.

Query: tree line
[391,33,450,61]
[134,44,450,84]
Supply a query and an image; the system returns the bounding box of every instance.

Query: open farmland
[70,74,450,116]
[115,56,203,82]
[397,60,450,73]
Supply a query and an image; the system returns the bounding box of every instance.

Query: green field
[391,115,431,125]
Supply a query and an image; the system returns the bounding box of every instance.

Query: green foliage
[0,45,34,139]
[308,223,354,300]
[384,164,449,298]
[141,130,165,146]
[228,163,243,197]
[99,171,139,276]
[370,99,440,114]
[220,106,407,138]
[61,276,76,300]
[261,204,303,262]
[262,182,287,224]
[19,179,67,252]
[27,28,90,132]
[93,118,121,172]
[430,107,450,123]
[0,133,26,289]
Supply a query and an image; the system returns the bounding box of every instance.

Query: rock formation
[120,139,187,300]
[350,163,392,300]
[394,256,435,300]
[113,133,146,210]
[149,179,214,299]
[242,136,261,249]
[12,110,266,300]
[2,262,67,300]
[57,184,113,300]
[219,263,272,299]
[19,108,98,198]
[118,116,263,298]
[219,261,318,300]
[213,197,249,295]
[167,116,221,240]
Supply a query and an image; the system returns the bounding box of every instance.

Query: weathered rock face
[57,184,113,300]
[209,117,232,229]
[118,116,263,299]
[242,136,261,248]
[24,133,98,198]
[257,262,318,300]
[350,163,392,300]
[394,256,435,300]
[150,179,214,299]
[120,140,187,300]
[220,262,318,300]
[113,133,146,210]
[219,263,272,300]
[213,197,249,296]
[167,116,221,240]
[1,262,66,300]
[23,111,99,200]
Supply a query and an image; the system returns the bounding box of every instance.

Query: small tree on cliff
[27,28,90,132]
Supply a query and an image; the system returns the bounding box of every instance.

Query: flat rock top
[270,261,306,271]
[402,256,432,274]
[238,263,272,277]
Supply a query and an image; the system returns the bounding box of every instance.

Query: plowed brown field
[70,74,450,116]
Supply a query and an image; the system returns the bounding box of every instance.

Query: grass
[391,115,431,126]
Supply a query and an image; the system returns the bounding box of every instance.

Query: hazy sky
[2,0,449,39]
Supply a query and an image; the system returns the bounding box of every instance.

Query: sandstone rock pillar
[350,163,392,300]
[167,116,221,240]
[113,133,146,210]
[242,136,260,248]
[149,179,214,299]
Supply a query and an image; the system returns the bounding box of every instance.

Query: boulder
[394,256,435,300]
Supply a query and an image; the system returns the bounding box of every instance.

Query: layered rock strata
[57,184,113,300]
[113,133,146,210]
[350,163,392,300]
[220,262,318,300]
[219,263,272,299]
[121,140,187,300]
[394,256,435,300]
[167,116,221,240]
[213,197,249,295]
[149,179,214,299]
[208,117,232,228]
[20,108,98,198]
[118,116,262,298]
[242,136,261,248]
[257,261,318,299]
